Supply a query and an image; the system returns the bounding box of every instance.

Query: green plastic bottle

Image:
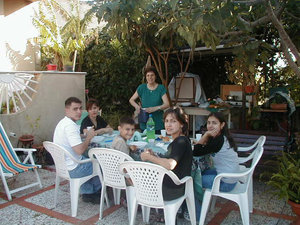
[146,114,156,141]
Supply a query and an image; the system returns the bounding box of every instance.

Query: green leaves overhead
[93,0,224,52]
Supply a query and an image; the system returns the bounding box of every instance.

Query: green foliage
[82,35,147,119]
[25,115,41,135]
[33,0,96,70]
[263,133,300,204]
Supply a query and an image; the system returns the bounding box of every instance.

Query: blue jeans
[202,169,236,192]
[68,158,101,194]
[194,169,236,221]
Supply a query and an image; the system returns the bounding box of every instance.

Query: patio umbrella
[0,73,38,114]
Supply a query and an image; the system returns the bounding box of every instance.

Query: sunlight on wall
[0,2,39,71]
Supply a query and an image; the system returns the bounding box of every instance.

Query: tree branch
[266,0,300,66]
[233,0,264,5]
[285,9,300,21]
[237,0,285,27]
[218,31,245,38]
[281,41,300,78]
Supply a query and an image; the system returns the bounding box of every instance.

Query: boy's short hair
[65,97,82,107]
[119,116,135,126]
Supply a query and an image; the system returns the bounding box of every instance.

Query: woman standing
[80,98,113,135]
[141,106,193,201]
[129,66,169,133]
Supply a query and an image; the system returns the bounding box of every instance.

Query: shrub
[82,35,147,123]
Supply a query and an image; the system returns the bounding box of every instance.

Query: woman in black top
[141,106,193,201]
[80,99,113,135]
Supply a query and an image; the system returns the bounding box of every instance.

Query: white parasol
[0,73,38,114]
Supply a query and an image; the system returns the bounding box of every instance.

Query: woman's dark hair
[163,106,189,136]
[143,66,159,80]
[208,112,237,151]
[86,98,100,111]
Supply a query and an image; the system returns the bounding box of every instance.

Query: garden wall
[0,72,86,147]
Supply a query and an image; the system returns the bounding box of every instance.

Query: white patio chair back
[0,122,42,201]
[43,141,103,217]
[43,142,70,180]
[199,136,265,225]
[88,148,134,220]
[119,161,196,225]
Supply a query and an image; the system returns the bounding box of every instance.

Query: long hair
[208,112,237,151]
[163,106,189,136]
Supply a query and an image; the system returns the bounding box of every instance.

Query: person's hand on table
[96,127,113,135]
[129,145,138,152]
[141,148,155,161]
[86,127,96,140]
[105,127,113,134]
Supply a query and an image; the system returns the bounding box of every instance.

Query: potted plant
[266,133,300,224]
[270,94,288,110]
[63,60,74,72]
[19,115,41,148]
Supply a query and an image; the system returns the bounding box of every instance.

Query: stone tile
[221,210,291,225]
[25,185,102,220]
[0,169,56,199]
[0,204,72,225]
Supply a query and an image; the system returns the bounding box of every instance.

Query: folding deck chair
[0,122,42,200]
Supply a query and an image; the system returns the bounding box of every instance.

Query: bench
[231,131,287,176]
[231,132,287,155]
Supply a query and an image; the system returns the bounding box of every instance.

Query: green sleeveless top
[137,83,166,131]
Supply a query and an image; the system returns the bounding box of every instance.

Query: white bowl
[180,102,192,107]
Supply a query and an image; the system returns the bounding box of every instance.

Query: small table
[182,107,231,138]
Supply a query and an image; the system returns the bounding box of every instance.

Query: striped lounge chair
[0,122,42,201]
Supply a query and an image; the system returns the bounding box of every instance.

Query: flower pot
[46,64,57,71]
[18,134,34,148]
[63,65,73,72]
[270,103,287,110]
[288,200,300,224]
[245,85,255,94]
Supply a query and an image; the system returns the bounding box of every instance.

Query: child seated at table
[111,116,137,155]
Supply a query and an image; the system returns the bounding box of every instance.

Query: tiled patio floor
[0,167,297,225]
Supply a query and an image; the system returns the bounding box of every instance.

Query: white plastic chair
[210,136,266,213]
[88,148,134,220]
[236,135,266,213]
[43,141,107,217]
[0,122,42,201]
[119,161,196,225]
[199,137,265,225]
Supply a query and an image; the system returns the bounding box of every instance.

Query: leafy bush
[82,35,147,124]
[264,133,300,204]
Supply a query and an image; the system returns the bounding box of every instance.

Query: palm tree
[33,0,96,71]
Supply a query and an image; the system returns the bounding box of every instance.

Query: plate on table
[128,141,148,149]
[180,102,192,107]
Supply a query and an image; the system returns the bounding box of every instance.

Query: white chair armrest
[237,146,254,152]
[14,148,37,153]
[166,170,192,186]
[215,170,250,179]
[62,148,92,164]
